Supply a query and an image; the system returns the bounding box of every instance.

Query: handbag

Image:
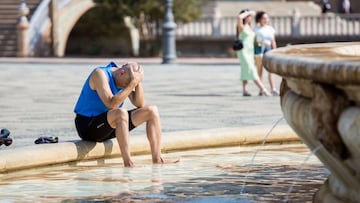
[232,40,243,51]
[233,27,243,51]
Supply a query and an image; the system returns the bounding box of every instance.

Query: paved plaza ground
[0,58,284,148]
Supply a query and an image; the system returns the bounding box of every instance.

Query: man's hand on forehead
[123,61,144,85]
[132,65,141,72]
[122,62,141,72]
[136,65,143,73]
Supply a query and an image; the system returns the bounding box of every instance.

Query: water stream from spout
[240,117,285,195]
[283,144,323,202]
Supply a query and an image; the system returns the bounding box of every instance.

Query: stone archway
[55,0,95,56]
[64,5,134,57]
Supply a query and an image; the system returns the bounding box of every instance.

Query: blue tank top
[74,62,124,117]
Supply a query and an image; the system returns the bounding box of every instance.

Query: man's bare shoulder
[89,68,107,90]
[91,68,107,80]
[91,68,105,76]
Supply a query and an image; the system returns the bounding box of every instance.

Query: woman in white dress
[254,11,279,96]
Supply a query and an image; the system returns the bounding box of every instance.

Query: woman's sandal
[243,91,252,97]
[260,89,271,96]
[271,89,280,96]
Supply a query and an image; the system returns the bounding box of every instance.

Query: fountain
[263,42,360,202]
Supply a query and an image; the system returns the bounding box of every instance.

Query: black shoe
[243,91,252,96]
[34,136,59,144]
[0,129,12,146]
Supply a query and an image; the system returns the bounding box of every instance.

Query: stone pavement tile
[0,61,283,148]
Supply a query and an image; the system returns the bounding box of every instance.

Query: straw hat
[239,9,256,18]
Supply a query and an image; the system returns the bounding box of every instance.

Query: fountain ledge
[0,125,298,173]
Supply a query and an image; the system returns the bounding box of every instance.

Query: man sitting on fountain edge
[74,61,174,167]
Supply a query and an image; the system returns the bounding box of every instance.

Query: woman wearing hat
[236,9,270,96]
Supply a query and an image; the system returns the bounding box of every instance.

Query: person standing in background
[254,11,279,96]
[342,0,351,14]
[237,9,270,97]
[321,0,331,14]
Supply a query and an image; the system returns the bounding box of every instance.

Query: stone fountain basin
[264,43,360,100]
[263,42,360,203]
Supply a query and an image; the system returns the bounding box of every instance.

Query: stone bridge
[0,0,96,57]
[28,0,95,57]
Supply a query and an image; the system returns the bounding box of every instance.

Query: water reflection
[0,145,327,202]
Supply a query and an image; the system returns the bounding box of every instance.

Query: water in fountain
[283,144,324,202]
[240,117,285,195]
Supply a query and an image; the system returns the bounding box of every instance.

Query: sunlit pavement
[0,58,283,148]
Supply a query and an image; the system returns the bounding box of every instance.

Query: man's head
[116,62,139,87]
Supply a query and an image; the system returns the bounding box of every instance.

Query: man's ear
[120,69,125,75]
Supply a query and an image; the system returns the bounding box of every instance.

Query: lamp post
[162,0,177,64]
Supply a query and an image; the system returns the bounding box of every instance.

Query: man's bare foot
[123,160,135,167]
[153,157,180,164]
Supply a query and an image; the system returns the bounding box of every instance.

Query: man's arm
[128,65,145,108]
[90,68,138,110]
[129,83,145,108]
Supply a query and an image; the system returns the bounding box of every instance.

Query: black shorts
[75,109,137,142]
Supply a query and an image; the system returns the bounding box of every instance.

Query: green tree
[94,0,203,24]
[67,0,203,56]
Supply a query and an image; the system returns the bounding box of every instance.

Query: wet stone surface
[0,144,328,202]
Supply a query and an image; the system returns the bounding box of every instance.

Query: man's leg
[130,105,163,163]
[107,108,134,167]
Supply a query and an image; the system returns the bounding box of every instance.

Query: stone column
[291,9,301,37]
[17,0,30,57]
[162,0,177,64]
[212,7,222,37]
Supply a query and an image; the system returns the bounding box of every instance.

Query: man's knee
[114,108,129,122]
[145,105,159,118]
[108,108,129,128]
